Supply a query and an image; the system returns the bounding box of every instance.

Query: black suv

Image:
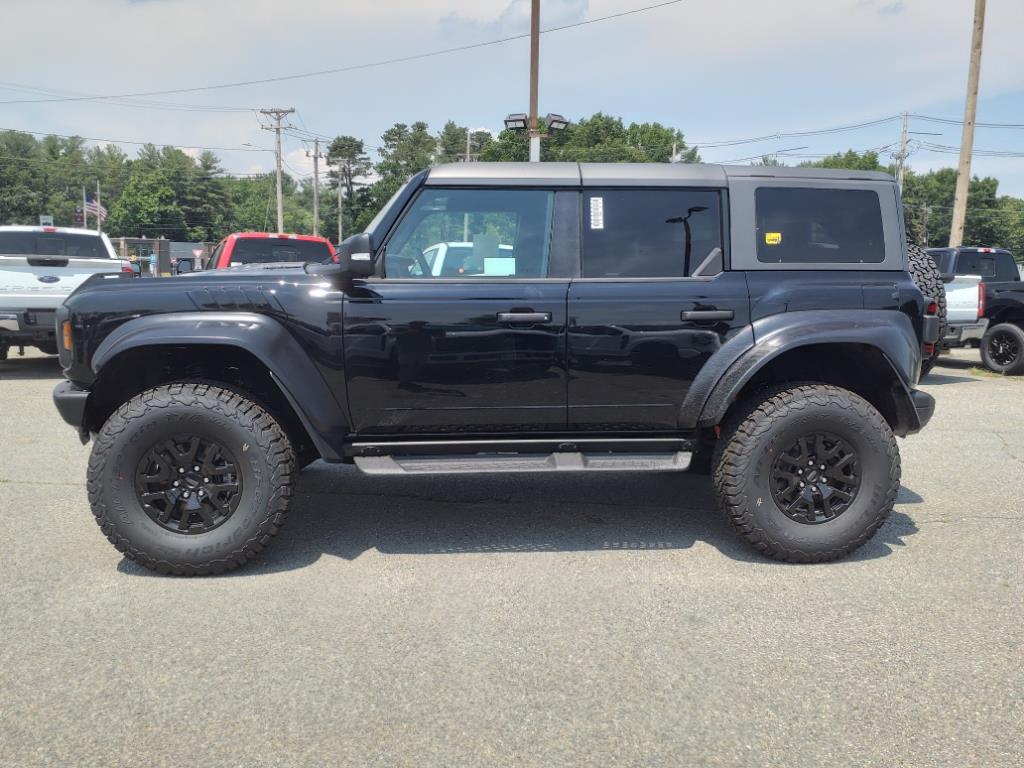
[53,163,937,574]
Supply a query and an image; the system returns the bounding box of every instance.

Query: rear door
[343,186,572,434]
[567,188,749,431]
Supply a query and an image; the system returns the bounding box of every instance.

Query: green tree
[105,170,187,239]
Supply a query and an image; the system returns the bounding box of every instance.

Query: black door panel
[567,272,750,431]
[344,280,569,434]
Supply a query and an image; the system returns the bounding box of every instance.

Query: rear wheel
[87,383,295,575]
[981,322,1024,375]
[906,243,946,376]
[713,384,900,562]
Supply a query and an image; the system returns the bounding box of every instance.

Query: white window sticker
[590,196,604,230]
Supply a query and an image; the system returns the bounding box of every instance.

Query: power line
[913,114,1024,130]
[0,1,689,105]
[0,80,254,113]
[690,116,902,148]
[0,125,271,153]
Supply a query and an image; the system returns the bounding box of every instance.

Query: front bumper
[53,381,91,443]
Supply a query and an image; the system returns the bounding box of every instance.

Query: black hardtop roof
[425,162,894,187]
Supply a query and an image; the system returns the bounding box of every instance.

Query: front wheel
[87,383,295,575]
[980,322,1024,375]
[713,384,900,562]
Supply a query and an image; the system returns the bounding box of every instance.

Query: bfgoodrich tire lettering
[713,384,900,562]
[87,383,294,575]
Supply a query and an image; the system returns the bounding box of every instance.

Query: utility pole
[894,112,910,192]
[337,172,344,244]
[528,0,541,162]
[307,137,324,237]
[81,185,88,229]
[463,127,472,239]
[260,107,294,232]
[950,0,986,247]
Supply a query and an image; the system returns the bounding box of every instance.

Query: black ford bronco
[53,163,938,574]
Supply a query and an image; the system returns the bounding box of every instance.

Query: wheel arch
[692,311,925,437]
[86,313,349,462]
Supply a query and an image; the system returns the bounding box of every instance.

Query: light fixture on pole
[504,113,528,131]
[544,113,569,132]
[503,112,570,161]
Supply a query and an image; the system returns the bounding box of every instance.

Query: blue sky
[3,0,1023,193]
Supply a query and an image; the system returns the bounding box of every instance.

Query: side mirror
[176,259,193,274]
[336,233,375,278]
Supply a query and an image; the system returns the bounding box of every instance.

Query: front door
[567,187,749,431]
[343,187,570,435]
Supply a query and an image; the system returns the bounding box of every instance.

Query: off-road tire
[980,322,1024,375]
[0,343,7,361]
[907,243,946,376]
[87,382,295,575]
[712,384,900,563]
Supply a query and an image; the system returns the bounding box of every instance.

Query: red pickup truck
[206,232,336,269]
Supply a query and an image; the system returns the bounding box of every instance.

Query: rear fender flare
[693,310,922,431]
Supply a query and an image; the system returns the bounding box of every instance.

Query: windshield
[0,231,111,258]
[229,238,332,265]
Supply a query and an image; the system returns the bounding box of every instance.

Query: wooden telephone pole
[949,0,986,247]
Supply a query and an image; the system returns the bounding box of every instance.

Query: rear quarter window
[756,188,885,264]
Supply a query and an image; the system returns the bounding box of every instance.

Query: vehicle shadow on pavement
[0,355,63,381]
[118,466,921,576]
[920,370,979,385]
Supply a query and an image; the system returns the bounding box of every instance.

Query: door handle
[497,311,552,324]
[680,309,734,321]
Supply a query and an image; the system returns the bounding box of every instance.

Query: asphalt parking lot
[1,348,1021,768]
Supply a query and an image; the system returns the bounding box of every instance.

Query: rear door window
[756,188,885,264]
[581,189,723,278]
[229,238,332,265]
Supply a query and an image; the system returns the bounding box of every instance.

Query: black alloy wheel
[770,432,861,525]
[986,329,1021,368]
[135,435,242,534]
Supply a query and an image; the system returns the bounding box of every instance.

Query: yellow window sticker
[764,232,782,246]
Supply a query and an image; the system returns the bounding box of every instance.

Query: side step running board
[354,451,691,475]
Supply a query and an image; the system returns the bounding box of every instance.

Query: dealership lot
[0,349,1021,768]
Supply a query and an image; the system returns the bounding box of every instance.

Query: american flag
[84,196,108,222]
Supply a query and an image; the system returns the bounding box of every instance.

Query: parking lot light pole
[528,0,541,162]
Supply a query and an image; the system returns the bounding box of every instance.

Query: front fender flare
[92,312,348,461]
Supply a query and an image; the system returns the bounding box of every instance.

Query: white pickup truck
[941,273,986,348]
[0,226,132,359]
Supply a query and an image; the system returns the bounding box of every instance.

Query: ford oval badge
[37,275,60,284]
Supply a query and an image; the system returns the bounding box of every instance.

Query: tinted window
[954,252,997,278]
[229,238,331,265]
[997,254,1021,282]
[386,188,553,278]
[756,188,884,264]
[0,232,109,258]
[582,190,722,278]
